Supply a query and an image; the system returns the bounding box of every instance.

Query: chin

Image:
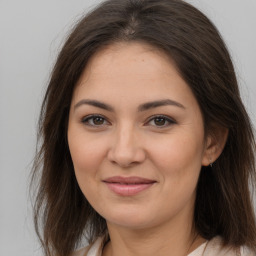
[102,207,160,230]
[107,217,154,230]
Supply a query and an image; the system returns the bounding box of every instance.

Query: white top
[73,236,254,256]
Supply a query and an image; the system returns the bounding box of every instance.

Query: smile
[103,176,156,196]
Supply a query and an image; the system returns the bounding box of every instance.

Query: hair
[31,0,256,255]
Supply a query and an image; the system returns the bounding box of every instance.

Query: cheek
[68,132,106,204]
[149,134,204,212]
[149,131,205,184]
[68,128,104,168]
[153,134,203,164]
[67,128,108,192]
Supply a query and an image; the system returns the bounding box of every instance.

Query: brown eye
[92,117,105,125]
[82,115,109,127]
[146,115,176,128]
[154,117,167,126]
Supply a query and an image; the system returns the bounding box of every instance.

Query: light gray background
[0,1,255,255]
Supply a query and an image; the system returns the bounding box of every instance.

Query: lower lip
[105,182,154,196]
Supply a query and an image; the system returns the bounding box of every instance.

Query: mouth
[103,176,156,196]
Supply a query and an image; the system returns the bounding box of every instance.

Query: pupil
[155,117,165,126]
[93,117,104,125]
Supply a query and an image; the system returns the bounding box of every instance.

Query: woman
[31,0,256,255]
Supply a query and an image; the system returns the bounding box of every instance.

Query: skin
[68,42,225,256]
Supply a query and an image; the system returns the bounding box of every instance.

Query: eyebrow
[74,99,185,112]
[74,99,114,111]
[138,99,185,111]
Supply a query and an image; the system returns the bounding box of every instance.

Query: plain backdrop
[0,0,255,255]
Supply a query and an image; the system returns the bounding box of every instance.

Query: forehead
[75,42,181,86]
[72,42,197,109]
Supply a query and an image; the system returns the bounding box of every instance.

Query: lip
[103,176,156,196]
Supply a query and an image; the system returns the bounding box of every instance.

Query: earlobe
[201,126,229,166]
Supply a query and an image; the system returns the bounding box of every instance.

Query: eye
[81,115,110,127]
[146,115,176,127]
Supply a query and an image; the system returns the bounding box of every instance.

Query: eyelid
[80,114,176,128]
[145,114,177,127]
[81,114,111,126]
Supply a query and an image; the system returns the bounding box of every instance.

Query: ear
[201,125,229,166]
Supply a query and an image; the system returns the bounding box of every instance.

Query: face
[68,42,211,230]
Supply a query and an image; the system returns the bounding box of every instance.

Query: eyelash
[145,115,176,128]
[81,114,176,128]
[81,115,110,127]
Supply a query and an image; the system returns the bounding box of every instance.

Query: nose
[107,125,146,168]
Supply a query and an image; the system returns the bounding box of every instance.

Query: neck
[103,217,204,256]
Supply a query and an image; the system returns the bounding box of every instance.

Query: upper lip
[103,176,156,184]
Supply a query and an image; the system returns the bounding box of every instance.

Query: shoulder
[72,236,106,256]
[240,246,255,256]
[204,237,255,256]
[72,246,89,256]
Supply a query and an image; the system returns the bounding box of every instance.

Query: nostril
[107,147,146,167]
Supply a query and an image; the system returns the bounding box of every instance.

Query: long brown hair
[31,0,256,255]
